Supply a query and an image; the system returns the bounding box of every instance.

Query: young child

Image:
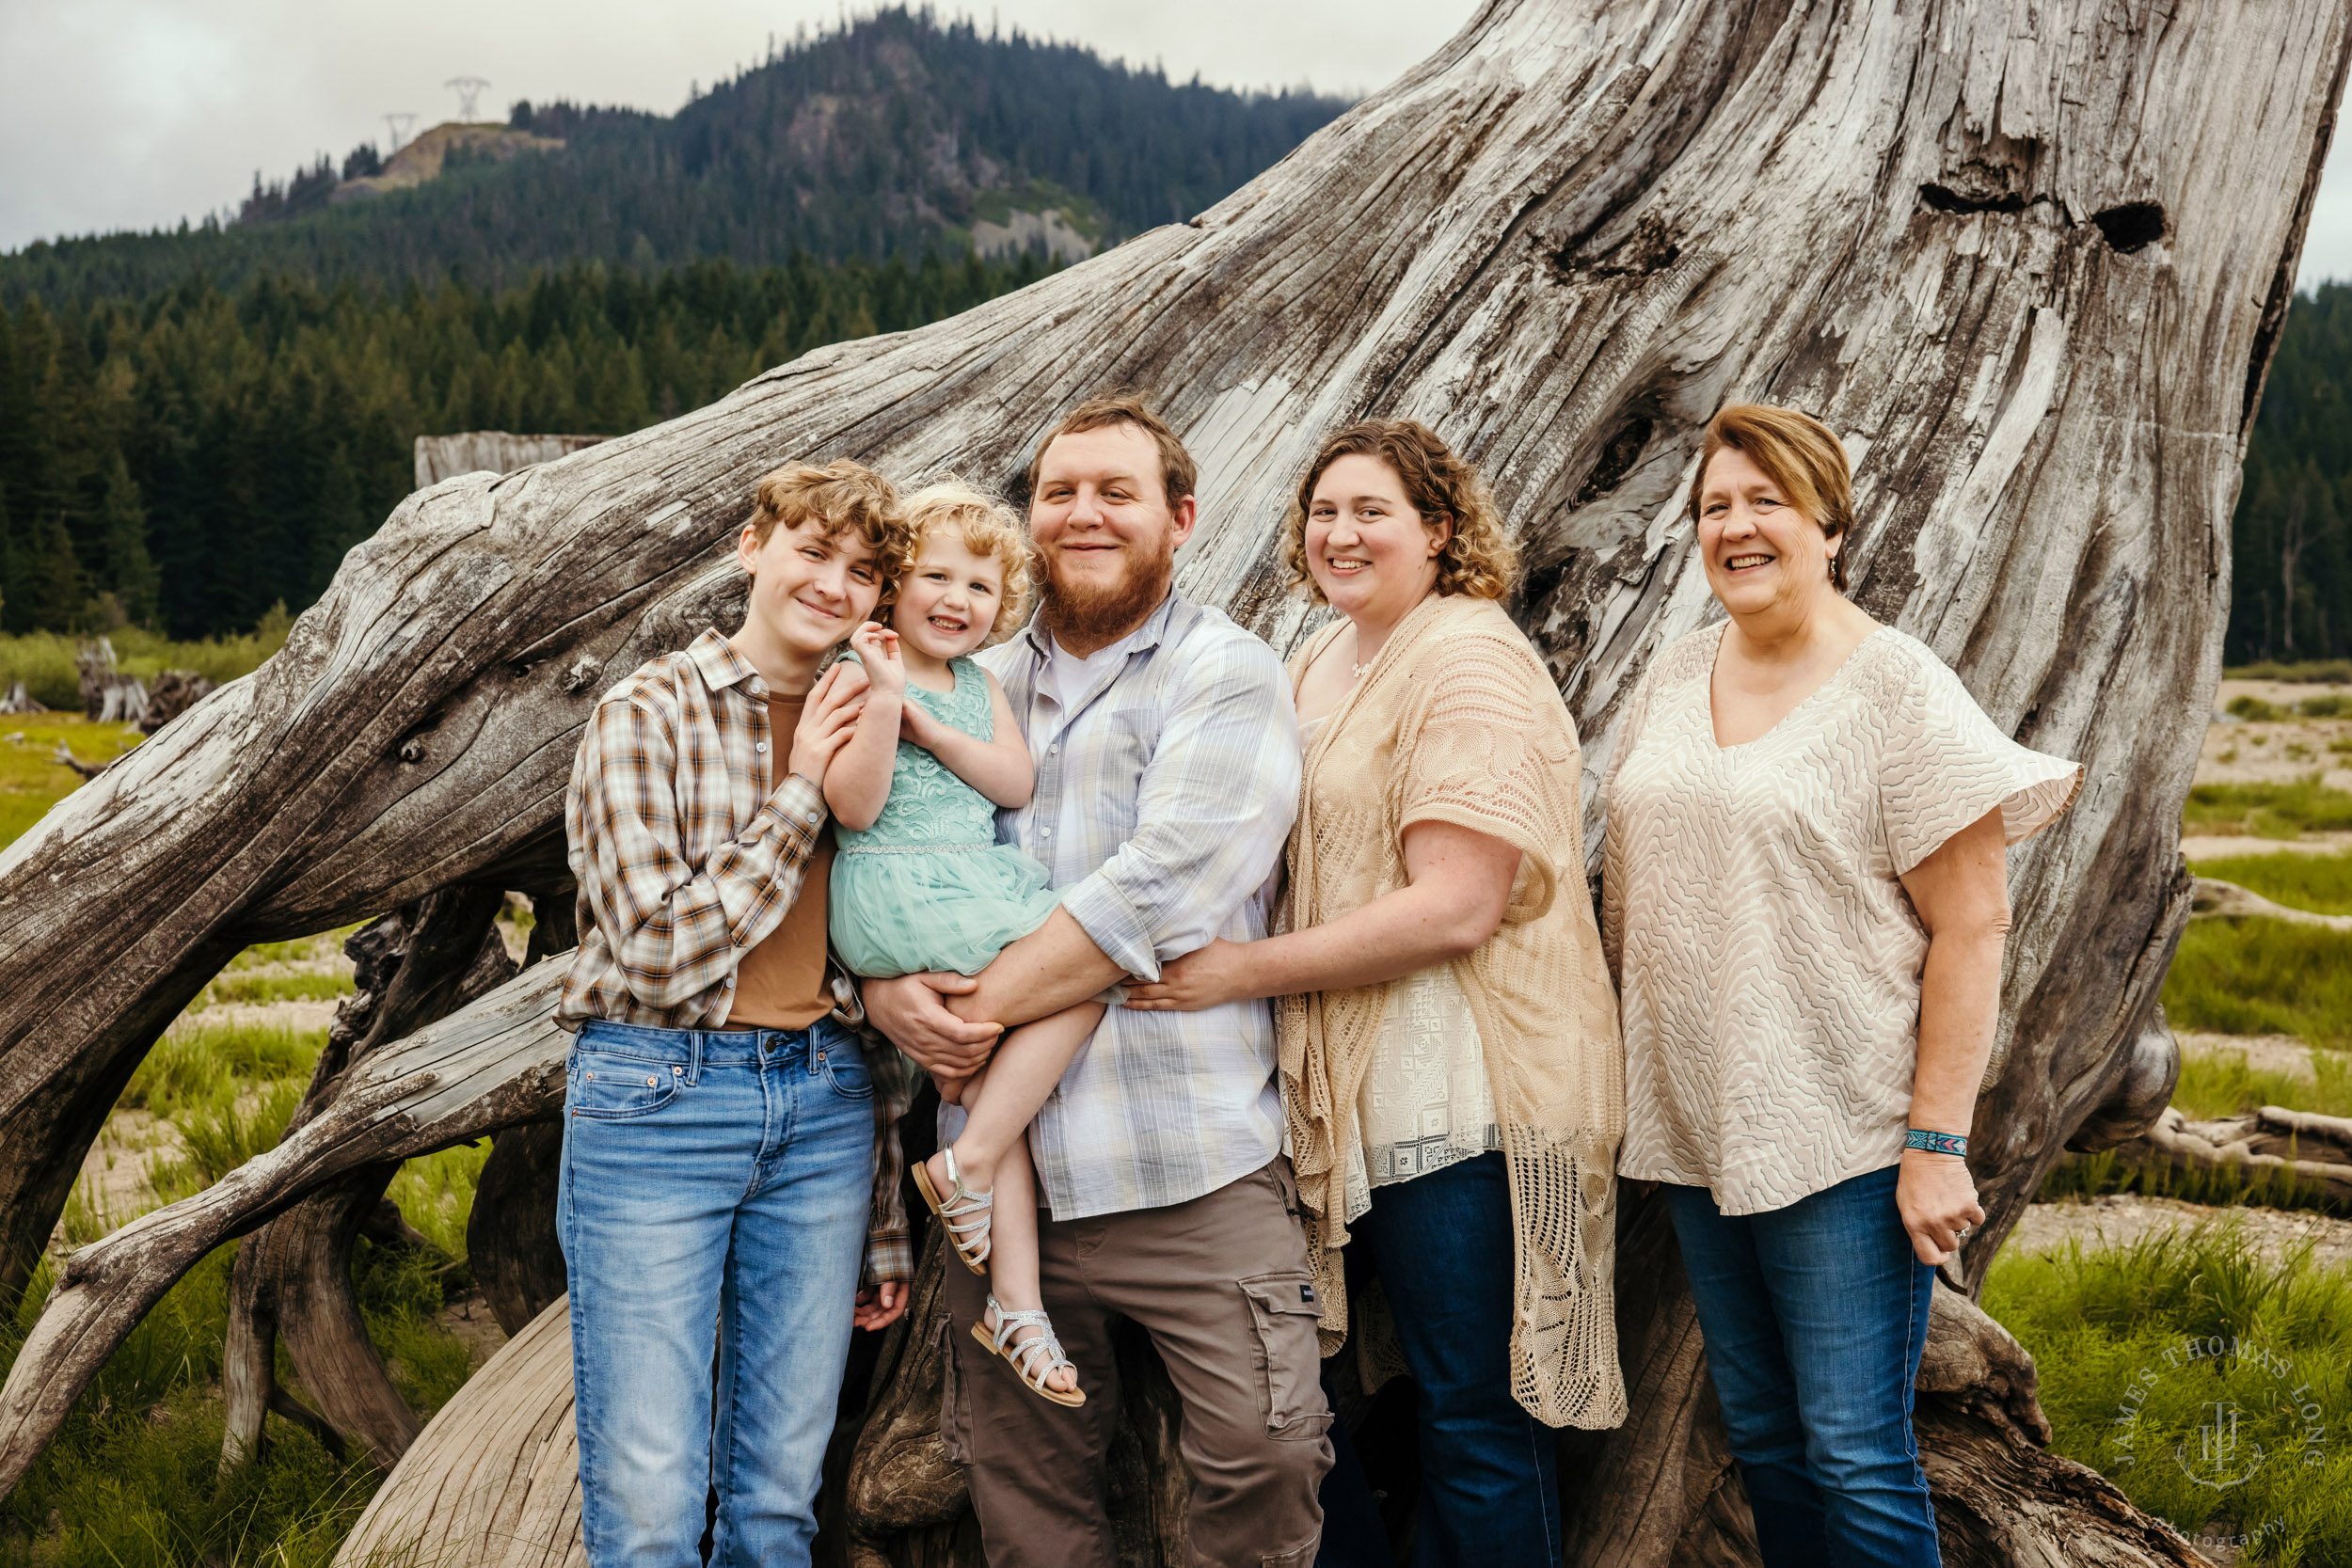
[825,481,1101,1407]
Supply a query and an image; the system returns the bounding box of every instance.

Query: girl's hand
[850,622,907,695]
[788,661,867,784]
[897,693,943,752]
[1121,939,1255,1012]
[1897,1147,1985,1266]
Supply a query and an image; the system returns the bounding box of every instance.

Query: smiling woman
[1602,402,2081,1567]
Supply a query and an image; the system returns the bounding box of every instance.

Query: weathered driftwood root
[2,0,2346,1558]
[468,1120,567,1338]
[333,1292,583,1568]
[2191,877,2352,931]
[223,886,517,1473]
[0,961,566,1499]
[2076,1104,2352,1205]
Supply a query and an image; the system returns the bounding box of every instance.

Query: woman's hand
[850,622,907,695]
[787,661,868,784]
[1121,939,1256,1012]
[1897,1147,1985,1266]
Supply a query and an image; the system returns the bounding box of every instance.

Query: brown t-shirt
[728,694,836,1030]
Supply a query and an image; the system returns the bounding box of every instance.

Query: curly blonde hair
[1282,420,1517,603]
[899,481,1034,642]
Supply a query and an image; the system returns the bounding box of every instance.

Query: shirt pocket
[1238,1272,1332,1440]
[566,1051,684,1121]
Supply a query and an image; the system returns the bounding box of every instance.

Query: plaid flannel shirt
[560,629,914,1284]
[978,592,1301,1219]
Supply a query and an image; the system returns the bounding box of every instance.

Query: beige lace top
[1301,717,1505,1220]
[1281,594,1626,1431]
[1601,624,2081,1216]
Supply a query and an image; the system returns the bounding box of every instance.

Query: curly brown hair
[746,458,920,614]
[1282,420,1517,603]
[899,481,1034,643]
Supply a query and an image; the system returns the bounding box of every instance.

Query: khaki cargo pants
[939,1158,1334,1568]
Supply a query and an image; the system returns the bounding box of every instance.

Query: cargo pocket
[936,1304,974,1466]
[1239,1272,1331,1440]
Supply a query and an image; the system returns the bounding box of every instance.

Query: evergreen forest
[0,254,1052,640]
[2231,280,2352,664]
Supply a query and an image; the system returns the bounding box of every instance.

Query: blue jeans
[1661,1166,1939,1568]
[1321,1151,1560,1568]
[559,1017,877,1568]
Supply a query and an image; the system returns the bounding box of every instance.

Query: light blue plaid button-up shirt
[978,591,1302,1219]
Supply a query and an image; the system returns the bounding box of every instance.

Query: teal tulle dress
[827,655,1065,978]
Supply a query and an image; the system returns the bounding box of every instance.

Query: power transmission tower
[383,112,417,152]
[446,77,491,121]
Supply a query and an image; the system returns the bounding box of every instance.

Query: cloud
[7,0,2347,290]
[0,0,1475,252]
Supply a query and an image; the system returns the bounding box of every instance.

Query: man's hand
[1897,1147,1985,1266]
[788,660,869,784]
[863,972,1000,1077]
[854,1279,910,1332]
[1121,938,1255,1012]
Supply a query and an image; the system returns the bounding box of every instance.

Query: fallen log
[2,0,2344,1559]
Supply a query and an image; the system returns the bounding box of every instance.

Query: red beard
[1036,532,1176,647]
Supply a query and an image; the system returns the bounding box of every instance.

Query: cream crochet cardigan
[1279,593,1627,1430]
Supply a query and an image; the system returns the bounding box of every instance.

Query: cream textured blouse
[1601,623,2079,1216]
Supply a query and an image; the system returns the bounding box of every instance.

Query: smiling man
[864,395,1327,1567]
[556,460,919,1568]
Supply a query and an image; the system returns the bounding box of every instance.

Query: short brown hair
[746,458,919,610]
[1685,404,1857,592]
[1026,393,1198,508]
[900,480,1034,641]
[1282,420,1518,603]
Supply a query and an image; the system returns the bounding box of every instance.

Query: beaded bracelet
[1905,1129,1968,1158]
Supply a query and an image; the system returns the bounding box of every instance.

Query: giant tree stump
[2,0,2346,1561]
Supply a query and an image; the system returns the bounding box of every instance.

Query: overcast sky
[4,0,2350,289]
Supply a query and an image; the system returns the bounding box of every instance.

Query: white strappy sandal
[913,1147,993,1275]
[972,1295,1086,1408]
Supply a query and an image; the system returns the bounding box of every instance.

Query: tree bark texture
[220,886,517,1473]
[0,0,2344,1560]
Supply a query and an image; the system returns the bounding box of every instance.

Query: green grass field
[0,717,142,851]
[2164,920,2352,1046]
[2192,850,2352,915]
[1987,1224,2352,1562]
[2185,778,2352,840]
[0,622,287,714]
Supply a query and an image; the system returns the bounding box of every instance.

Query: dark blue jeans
[1661,1166,1940,1568]
[1319,1151,1560,1568]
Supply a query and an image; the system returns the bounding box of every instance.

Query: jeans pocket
[1239,1272,1332,1439]
[819,1037,873,1101]
[567,1051,684,1121]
